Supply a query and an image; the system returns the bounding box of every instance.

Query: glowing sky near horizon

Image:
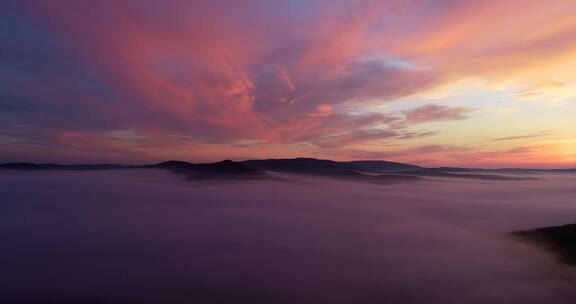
[1,0,575,167]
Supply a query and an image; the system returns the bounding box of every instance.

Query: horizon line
[1,158,574,171]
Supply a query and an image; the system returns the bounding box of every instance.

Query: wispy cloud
[397,104,472,127]
[493,131,552,141]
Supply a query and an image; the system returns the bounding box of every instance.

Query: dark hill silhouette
[242,158,533,181]
[147,159,265,180]
[346,160,422,172]
[514,223,576,265]
[243,158,352,174]
[0,162,127,170]
[147,160,196,169]
[242,157,422,183]
[193,160,263,175]
[242,157,419,174]
[2,157,572,181]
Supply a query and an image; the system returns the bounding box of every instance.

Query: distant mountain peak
[194,159,263,174]
[216,159,235,164]
[1,158,569,182]
[152,160,195,168]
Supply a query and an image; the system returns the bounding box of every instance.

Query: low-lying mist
[1,170,576,304]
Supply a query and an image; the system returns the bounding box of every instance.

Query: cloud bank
[1,170,576,303]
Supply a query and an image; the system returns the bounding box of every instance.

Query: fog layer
[1,170,576,303]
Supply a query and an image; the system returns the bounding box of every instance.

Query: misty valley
[3,1,576,303]
[1,160,576,304]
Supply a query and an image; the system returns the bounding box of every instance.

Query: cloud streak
[493,131,553,141]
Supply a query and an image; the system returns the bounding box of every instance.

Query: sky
[1,0,575,168]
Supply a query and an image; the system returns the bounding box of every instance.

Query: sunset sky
[1,0,575,168]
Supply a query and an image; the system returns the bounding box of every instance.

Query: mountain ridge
[1,158,572,182]
[514,223,576,265]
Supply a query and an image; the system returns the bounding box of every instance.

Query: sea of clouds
[1,170,576,303]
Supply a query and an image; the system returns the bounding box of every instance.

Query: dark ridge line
[1,158,572,181]
[513,223,576,266]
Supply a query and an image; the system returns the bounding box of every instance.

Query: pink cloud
[2,0,575,166]
[399,104,472,126]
